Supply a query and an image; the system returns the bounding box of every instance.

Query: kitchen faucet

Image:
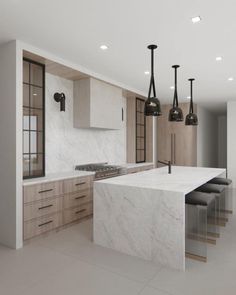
[158,160,172,174]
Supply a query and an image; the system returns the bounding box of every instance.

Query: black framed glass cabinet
[136,98,146,163]
[23,59,45,179]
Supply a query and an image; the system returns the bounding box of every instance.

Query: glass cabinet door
[23,59,45,179]
[136,98,146,163]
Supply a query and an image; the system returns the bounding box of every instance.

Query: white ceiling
[1,0,236,113]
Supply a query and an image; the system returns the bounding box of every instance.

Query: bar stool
[185,191,217,262]
[195,183,226,226]
[208,177,233,214]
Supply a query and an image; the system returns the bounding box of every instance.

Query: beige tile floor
[1,213,236,295]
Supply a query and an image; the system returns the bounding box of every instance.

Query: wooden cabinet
[126,164,154,174]
[23,181,63,203]
[24,212,63,240]
[126,95,153,163]
[24,196,64,222]
[64,176,92,193]
[74,77,124,129]
[23,175,94,240]
[64,202,93,225]
[157,103,197,166]
[63,190,92,209]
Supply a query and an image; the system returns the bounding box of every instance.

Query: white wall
[197,106,218,167]
[218,116,227,168]
[227,102,236,187]
[45,73,127,173]
[0,41,22,249]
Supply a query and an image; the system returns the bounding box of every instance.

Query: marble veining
[94,183,185,270]
[93,166,226,270]
[97,166,226,194]
[45,73,126,174]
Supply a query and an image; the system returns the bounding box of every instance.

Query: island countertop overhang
[95,166,226,194]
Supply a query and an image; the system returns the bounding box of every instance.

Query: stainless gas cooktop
[75,163,122,180]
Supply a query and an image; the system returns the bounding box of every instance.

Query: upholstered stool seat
[186,191,215,206]
[208,177,232,186]
[195,182,227,224]
[208,177,233,214]
[196,183,225,194]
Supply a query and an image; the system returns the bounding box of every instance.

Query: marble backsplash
[45,73,126,174]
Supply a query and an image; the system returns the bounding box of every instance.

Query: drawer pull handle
[38,220,53,227]
[75,209,86,214]
[38,204,53,210]
[75,182,86,186]
[75,195,86,200]
[38,189,53,194]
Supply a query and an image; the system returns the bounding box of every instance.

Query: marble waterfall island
[93,166,225,270]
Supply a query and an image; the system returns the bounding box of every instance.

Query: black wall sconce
[54,92,66,111]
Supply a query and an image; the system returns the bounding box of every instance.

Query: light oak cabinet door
[63,176,92,194]
[24,196,64,222]
[157,105,172,164]
[64,202,93,224]
[24,181,63,203]
[24,213,63,240]
[64,189,92,209]
[23,175,94,240]
[157,103,197,167]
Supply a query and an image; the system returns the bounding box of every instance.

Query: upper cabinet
[126,95,153,163]
[73,77,124,129]
[23,59,45,179]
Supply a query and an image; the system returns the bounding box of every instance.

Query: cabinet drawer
[24,196,63,222]
[24,181,63,204]
[24,213,63,240]
[64,177,92,194]
[64,202,93,224]
[128,167,141,174]
[140,165,154,171]
[64,189,92,209]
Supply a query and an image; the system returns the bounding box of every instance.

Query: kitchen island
[93,166,225,270]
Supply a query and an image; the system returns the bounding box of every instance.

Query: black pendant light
[169,65,183,122]
[144,45,161,116]
[185,78,198,126]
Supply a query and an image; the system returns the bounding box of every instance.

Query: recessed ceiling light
[216,56,222,61]
[228,77,234,81]
[144,71,150,75]
[100,45,108,50]
[191,16,201,23]
[33,93,37,96]
[187,96,191,99]
[170,86,174,89]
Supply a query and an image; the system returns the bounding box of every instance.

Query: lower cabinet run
[23,175,93,240]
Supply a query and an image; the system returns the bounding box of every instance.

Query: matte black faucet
[158,160,171,174]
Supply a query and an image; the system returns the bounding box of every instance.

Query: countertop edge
[22,162,154,186]
[23,171,95,186]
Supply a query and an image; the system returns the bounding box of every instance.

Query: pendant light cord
[173,66,179,107]
[148,47,156,98]
[189,79,194,113]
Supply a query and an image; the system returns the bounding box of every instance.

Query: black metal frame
[135,97,146,163]
[23,58,45,179]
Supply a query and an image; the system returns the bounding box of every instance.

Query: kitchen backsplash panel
[45,73,126,174]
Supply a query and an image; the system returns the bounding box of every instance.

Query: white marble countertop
[118,162,154,169]
[23,171,95,186]
[23,162,154,186]
[96,166,226,194]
